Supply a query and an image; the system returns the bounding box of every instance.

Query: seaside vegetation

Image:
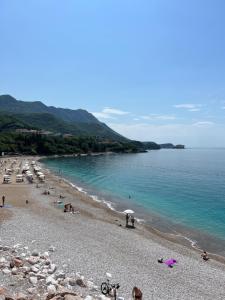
[0,132,140,155]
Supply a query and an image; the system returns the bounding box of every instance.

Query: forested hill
[0,95,99,123]
[0,95,127,142]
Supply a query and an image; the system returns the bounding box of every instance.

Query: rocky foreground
[0,243,117,300]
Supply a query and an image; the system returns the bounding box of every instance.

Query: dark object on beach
[131,215,135,228]
[64,203,75,213]
[201,251,209,261]
[126,213,129,227]
[158,258,164,263]
[101,278,120,299]
[132,286,143,300]
[2,195,5,207]
[25,200,29,204]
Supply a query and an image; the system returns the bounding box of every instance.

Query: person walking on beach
[126,213,129,227]
[131,215,135,228]
[132,287,142,299]
[2,195,5,207]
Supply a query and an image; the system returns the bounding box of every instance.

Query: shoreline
[38,153,225,264]
[1,155,225,299]
[40,155,225,264]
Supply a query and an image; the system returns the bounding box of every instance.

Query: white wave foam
[174,233,200,249]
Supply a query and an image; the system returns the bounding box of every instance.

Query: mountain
[0,95,127,141]
[0,95,99,123]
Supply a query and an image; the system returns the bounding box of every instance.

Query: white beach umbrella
[123,209,134,214]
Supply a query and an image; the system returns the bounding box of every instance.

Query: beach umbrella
[123,209,134,214]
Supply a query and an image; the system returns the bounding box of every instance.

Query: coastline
[1,156,225,299]
[40,155,225,262]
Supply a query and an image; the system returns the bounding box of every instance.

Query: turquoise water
[42,149,225,252]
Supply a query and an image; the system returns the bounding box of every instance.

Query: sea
[42,148,225,257]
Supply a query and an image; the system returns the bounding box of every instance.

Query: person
[2,195,5,207]
[158,258,164,263]
[132,287,142,300]
[126,213,129,227]
[201,251,209,261]
[131,215,135,228]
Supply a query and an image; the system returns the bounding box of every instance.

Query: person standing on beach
[126,213,129,227]
[2,195,5,207]
[131,215,135,228]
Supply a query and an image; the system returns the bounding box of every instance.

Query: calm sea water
[42,149,225,255]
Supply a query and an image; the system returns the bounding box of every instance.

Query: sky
[1,0,225,147]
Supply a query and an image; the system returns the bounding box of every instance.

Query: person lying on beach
[201,251,209,261]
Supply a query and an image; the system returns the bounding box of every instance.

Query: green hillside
[0,95,128,141]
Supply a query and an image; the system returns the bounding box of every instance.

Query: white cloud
[188,108,200,112]
[174,104,202,111]
[92,107,130,120]
[141,114,176,121]
[192,121,214,127]
[221,106,225,110]
[92,112,115,119]
[102,107,130,115]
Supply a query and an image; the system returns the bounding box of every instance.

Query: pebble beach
[1,156,225,299]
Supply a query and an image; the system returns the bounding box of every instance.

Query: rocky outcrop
[0,243,115,300]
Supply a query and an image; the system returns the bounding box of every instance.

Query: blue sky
[1,0,225,146]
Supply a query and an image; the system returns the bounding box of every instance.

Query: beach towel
[164,259,177,267]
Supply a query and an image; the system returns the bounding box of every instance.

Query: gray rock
[47,284,56,293]
[2,268,11,275]
[68,278,76,286]
[31,250,39,257]
[48,264,57,274]
[29,276,38,285]
[49,246,56,252]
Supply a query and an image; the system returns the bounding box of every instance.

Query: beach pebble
[68,278,76,286]
[46,276,57,285]
[2,268,11,275]
[48,264,57,274]
[47,284,57,293]
[13,258,24,268]
[27,257,39,265]
[15,292,27,300]
[31,250,39,257]
[27,287,36,294]
[84,296,93,300]
[76,278,86,288]
[31,266,39,273]
[29,276,38,285]
[0,258,6,264]
[2,246,10,251]
[49,246,56,252]
[64,296,83,300]
[55,271,66,279]
[11,267,18,275]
